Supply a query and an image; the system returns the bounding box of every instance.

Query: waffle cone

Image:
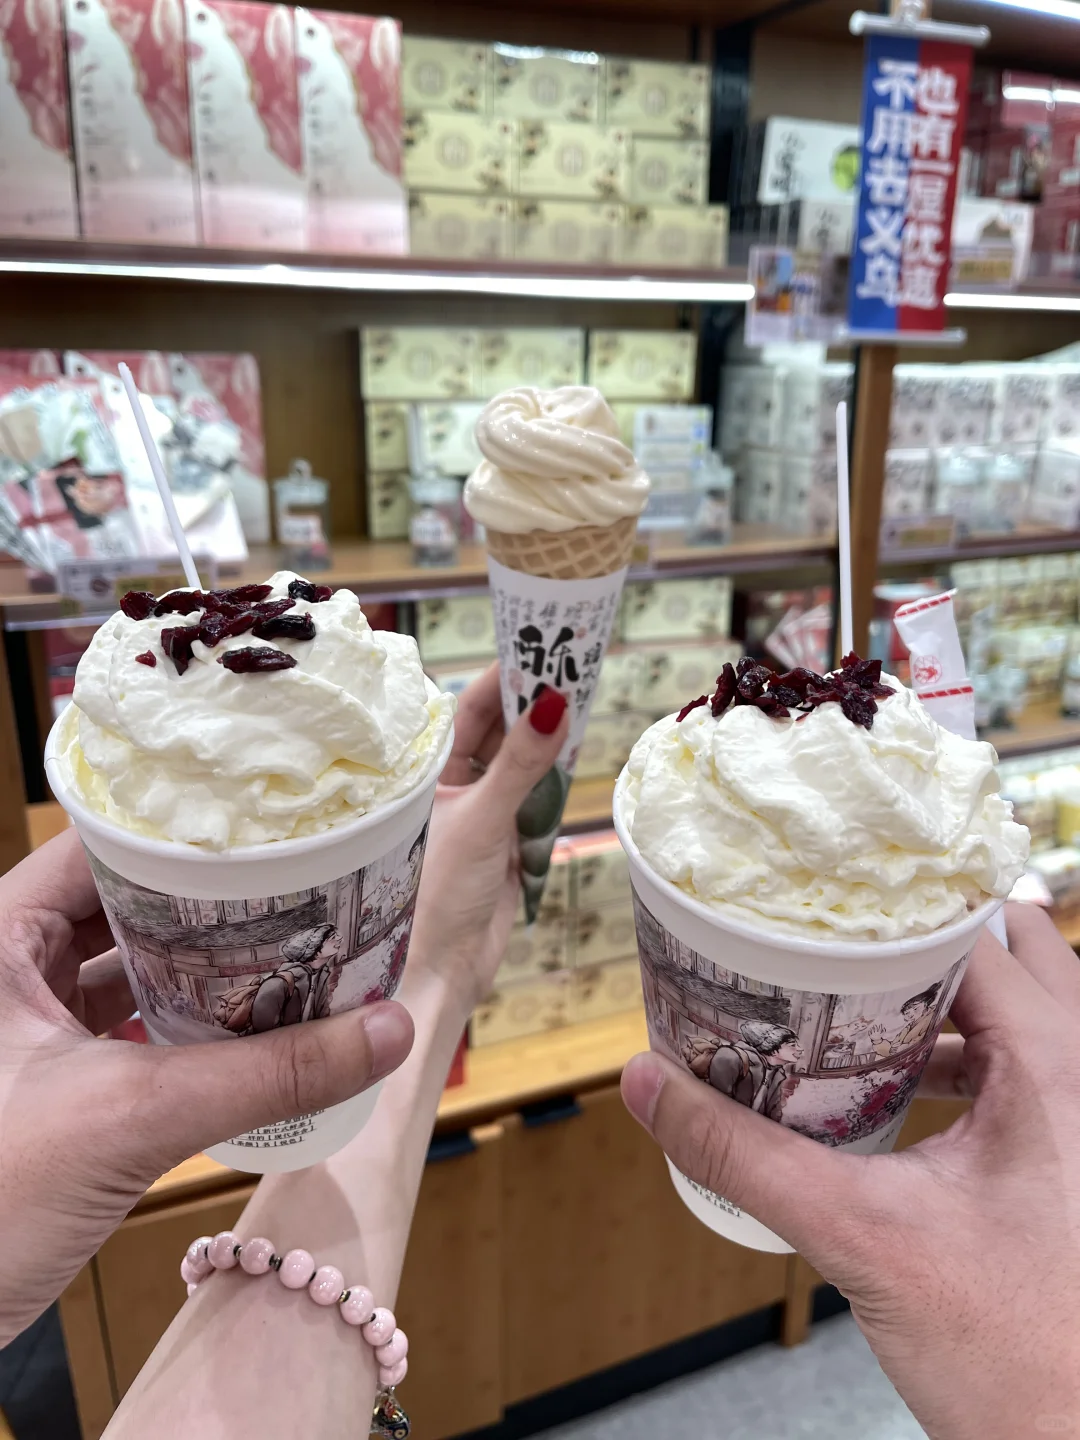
[485,515,637,580]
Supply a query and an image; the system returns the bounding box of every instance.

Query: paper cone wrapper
[486,533,633,922]
[44,714,453,1174]
[613,768,1001,1253]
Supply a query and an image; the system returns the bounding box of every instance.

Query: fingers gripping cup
[614,654,1030,1252]
[45,572,455,1174]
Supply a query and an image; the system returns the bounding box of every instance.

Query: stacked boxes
[402,36,726,267]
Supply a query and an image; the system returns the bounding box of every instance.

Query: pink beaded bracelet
[182,1232,410,1439]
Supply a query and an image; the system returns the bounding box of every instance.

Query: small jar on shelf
[272,460,331,572]
[409,475,462,568]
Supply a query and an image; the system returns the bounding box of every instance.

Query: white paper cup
[613,767,1001,1252]
[45,715,453,1174]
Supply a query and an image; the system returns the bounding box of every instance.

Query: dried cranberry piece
[872,681,895,699]
[219,646,298,673]
[252,613,315,642]
[135,649,157,667]
[287,578,332,603]
[711,662,737,716]
[676,694,709,723]
[736,664,772,700]
[155,589,207,616]
[735,656,759,679]
[198,608,256,648]
[770,685,801,708]
[251,597,295,621]
[773,667,822,699]
[120,590,156,621]
[160,624,200,675]
[841,691,876,729]
[844,656,884,689]
[752,694,790,718]
[214,583,272,605]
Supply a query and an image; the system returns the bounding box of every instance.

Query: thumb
[125,1001,413,1173]
[480,684,570,817]
[621,1050,876,1268]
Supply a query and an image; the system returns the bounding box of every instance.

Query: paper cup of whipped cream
[613,656,1029,1252]
[45,572,455,1174]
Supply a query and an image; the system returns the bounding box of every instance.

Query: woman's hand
[409,665,569,1010]
[0,831,414,1345]
[621,904,1080,1440]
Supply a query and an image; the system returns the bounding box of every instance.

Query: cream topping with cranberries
[621,667,1029,942]
[56,570,454,849]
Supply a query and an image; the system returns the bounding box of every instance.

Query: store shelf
[0,241,752,304]
[880,524,1080,569]
[0,527,837,627]
[1054,912,1080,951]
[985,702,1080,761]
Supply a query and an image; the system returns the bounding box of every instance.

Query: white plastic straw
[117,361,201,590]
[835,400,853,658]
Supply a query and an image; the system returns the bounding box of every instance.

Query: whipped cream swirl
[621,678,1029,942]
[464,385,650,534]
[58,571,454,849]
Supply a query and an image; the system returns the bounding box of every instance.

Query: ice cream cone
[484,514,637,581]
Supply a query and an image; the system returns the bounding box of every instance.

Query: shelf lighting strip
[0,256,755,305]
[944,291,1080,312]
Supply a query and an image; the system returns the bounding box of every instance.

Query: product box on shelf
[603,59,710,139]
[889,367,939,450]
[402,110,515,194]
[718,365,756,456]
[933,369,997,447]
[401,35,490,115]
[752,116,861,204]
[416,593,497,664]
[746,366,787,450]
[570,902,638,969]
[361,327,482,401]
[497,918,569,986]
[424,660,488,700]
[617,204,728,269]
[620,575,733,643]
[631,403,711,471]
[989,365,1053,446]
[882,449,933,520]
[1047,366,1080,443]
[295,10,406,255]
[781,364,851,456]
[575,709,652,780]
[570,830,631,910]
[65,0,199,244]
[365,471,410,539]
[627,137,708,207]
[408,191,510,260]
[635,638,742,715]
[185,0,305,249]
[1029,441,1080,530]
[570,959,642,1025]
[470,971,572,1047]
[950,196,1034,287]
[491,44,600,125]
[0,0,78,238]
[408,401,484,476]
[586,330,696,402]
[736,447,784,525]
[364,402,408,471]
[479,328,585,395]
[516,121,628,202]
[591,648,644,716]
[511,198,621,264]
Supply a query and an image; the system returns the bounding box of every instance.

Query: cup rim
[44,705,455,867]
[611,765,1004,959]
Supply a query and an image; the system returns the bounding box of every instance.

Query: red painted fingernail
[529,685,568,735]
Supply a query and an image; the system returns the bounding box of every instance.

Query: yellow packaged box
[497,917,569,986]
[402,111,515,195]
[409,401,485,476]
[408,192,511,261]
[570,830,631,911]
[511,198,622,264]
[517,121,629,202]
[424,661,489,700]
[492,44,600,124]
[591,647,645,716]
[361,326,482,401]
[570,960,643,1025]
[575,709,653,781]
[401,36,491,115]
[636,638,742,714]
[470,971,572,1048]
[570,901,639,968]
[366,471,410,540]
[586,329,697,401]
[618,204,728,269]
[628,137,709,206]
[364,402,408,472]
[416,594,498,664]
[620,576,734,643]
[480,327,586,395]
[604,59,711,139]
[609,402,641,447]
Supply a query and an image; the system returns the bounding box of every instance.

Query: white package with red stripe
[892,589,976,742]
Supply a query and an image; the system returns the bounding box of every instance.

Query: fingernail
[529,685,568,735]
[621,1052,665,1132]
[360,1002,414,1082]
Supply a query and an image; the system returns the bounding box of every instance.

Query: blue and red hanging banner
[848,33,972,336]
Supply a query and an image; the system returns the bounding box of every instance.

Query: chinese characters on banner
[849,35,973,335]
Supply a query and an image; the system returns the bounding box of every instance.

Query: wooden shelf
[881,524,1080,570]
[984,703,1080,762]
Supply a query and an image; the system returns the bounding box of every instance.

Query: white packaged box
[416,593,497,664]
[1029,441,1080,530]
[401,35,490,115]
[719,365,756,455]
[586,330,696,401]
[932,368,997,447]
[747,366,787,449]
[989,365,1053,446]
[402,111,514,194]
[361,327,482,401]
[364,402,408,471]
[408,192,510,260]
[492,44,600,125]
[889,366,939,449]
[511,198,621,264]
[366,470,409,540]
[621,576,733,643]
[738,447,784,524]
[296,10,406,255]
[883,449,933,519]
[782,363,852,454]
[479,328,585,395]
[1047,365,1080,443]
[65,0,198,244]
[757,117,860,203]
[0,0,78,237]
[408,401,484,476]
[517,120,628,201]
[603,59,710,139]
[632,403,712,475]
[617,203,728,268]
[185,0,306,249]
[796,198,854,254]
[627,137,708,206]
[575,710,653,780]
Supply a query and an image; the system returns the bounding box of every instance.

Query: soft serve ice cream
[621,654,1030,943]
[55,571,454,849]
